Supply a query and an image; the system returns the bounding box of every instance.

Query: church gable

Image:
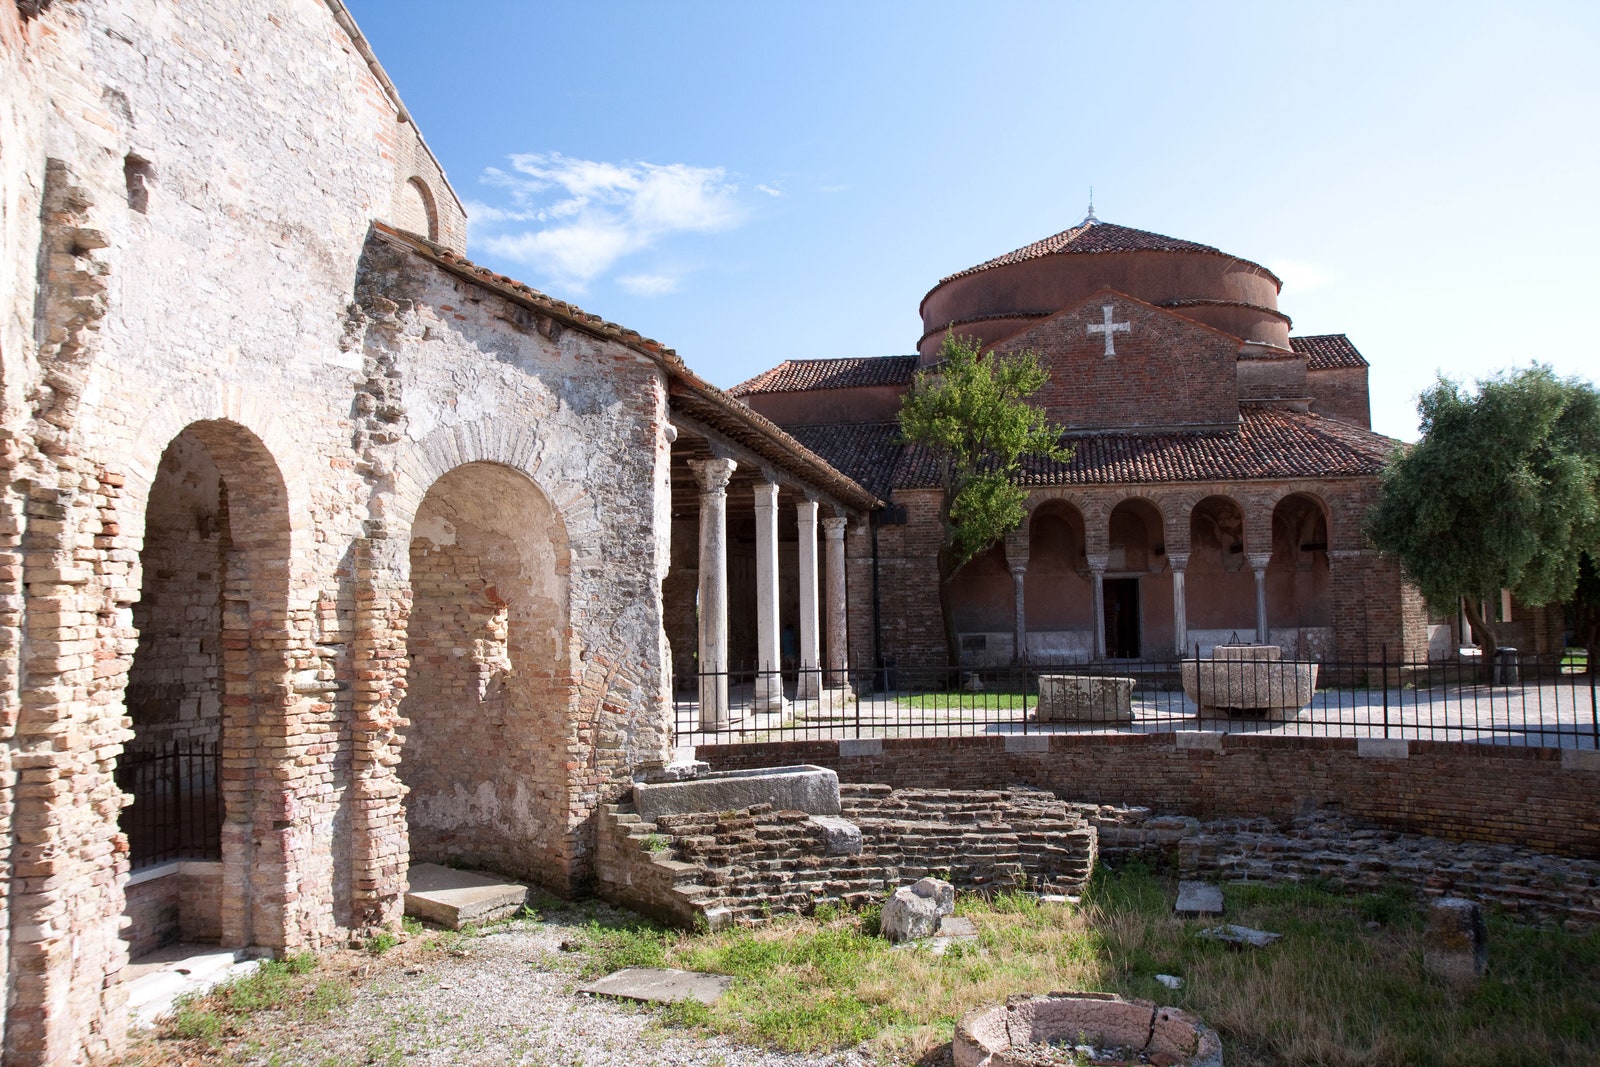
[987,289,1240,432]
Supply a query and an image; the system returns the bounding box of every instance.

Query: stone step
[404,863,528,930]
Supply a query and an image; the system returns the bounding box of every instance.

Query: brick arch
[396,457,578,888]
[120,417,303,949]
[1266,485,1335,547]
[118,386,314,563]
[388,421,591,566]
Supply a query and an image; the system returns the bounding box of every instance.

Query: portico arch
[1105,497,1171,659]
[1023,499,1093,663]
[1185,494,1254,654]
[1268,492,1332,654]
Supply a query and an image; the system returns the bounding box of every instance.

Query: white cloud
[1271,258,1333,293]
[617,273,681,297]
[470,152,747,292]
[755,183,784,198]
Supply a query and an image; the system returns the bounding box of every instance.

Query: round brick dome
[918,215,1288,364]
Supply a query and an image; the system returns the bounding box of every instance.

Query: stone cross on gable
[1086,304,1131,357]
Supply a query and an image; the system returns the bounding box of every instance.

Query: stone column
[1249,552,1271,644]
[1088,553,1109,660]
[752,478,787,714]
[1009,559,1028,665]
[795,497,822,700]
[822,513,851,691]
[1169,552,1189,658]
[690,457,736,728]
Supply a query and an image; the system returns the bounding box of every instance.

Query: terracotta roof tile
[729,356,918,396]
[1292,334,1369,371]
[798,411,1397,493]
[938,219,1279,287]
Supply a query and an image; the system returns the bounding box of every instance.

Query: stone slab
[1358,738,1409,760]
[634,764,840,821]
[404,863,528,930]
[1175,880,1224,917]
[579,966,732,1005]
[1561,749,1600,772]
[1036,674,1135,722]
[1197,924,1281,948]
[938,915,978,937]
[1003,734,1050,754]
[838,738,882,757]
[1175,730,1225,752]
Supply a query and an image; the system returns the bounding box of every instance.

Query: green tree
[898,332,1071,666]
[1367,365,1600,678]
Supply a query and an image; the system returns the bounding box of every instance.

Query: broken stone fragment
[880,885,942,943]
[911,876,955,916]
[810,815,863,856]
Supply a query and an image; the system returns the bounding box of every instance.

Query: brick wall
[696,734,1600,859]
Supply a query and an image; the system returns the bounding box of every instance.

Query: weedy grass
[656,867,1600,1066]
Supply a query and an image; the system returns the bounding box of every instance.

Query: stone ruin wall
[0,2,675,1061]
[597,784,1099,930]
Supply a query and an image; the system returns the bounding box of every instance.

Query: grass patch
[576,916,674,978]
[895,690,1033,711]
[656,869,1600,1065]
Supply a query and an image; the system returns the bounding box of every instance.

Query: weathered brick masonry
[697,735,1600,860]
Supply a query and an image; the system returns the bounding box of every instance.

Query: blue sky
[345,1,1599,440]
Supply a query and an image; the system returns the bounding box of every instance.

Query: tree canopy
[898,332,1071,664]
[1367,365,1600,670]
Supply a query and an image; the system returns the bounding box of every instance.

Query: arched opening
[395,175,439,241]
[1268,493,1332,655]
[119,420,294,956]
[1024,501,1092,663]
[1186,495,1254,653]
[400,462,570,886]
[1106,499,1170,659]
[949,542,1013,666]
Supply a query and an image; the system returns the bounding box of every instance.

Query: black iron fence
[115,741,222,870]
[672,650,1599,751]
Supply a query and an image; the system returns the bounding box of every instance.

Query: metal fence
[672,650,1599,751]
[115,741,222,870]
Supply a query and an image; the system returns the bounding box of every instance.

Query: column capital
[1086,552,1109,574]
[1166,552,1189,571]
[1247,552,1271,573]
[821,514,847,538]
[1008,559,1028,577]
[688,456,736,494]
[752,479,780,509]
[794,497,819,521]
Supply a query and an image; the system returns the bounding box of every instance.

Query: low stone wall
[596,784,1098,929]
[695,734,1600,860]
[121,861,224,958]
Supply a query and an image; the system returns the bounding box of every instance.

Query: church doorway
[1104,578,1141,659]
[400,462,570,888]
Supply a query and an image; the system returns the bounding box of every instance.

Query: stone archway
[1268,492,1332,656]
[399,461,571,886]
[1106,498,1170,659]
[1186,495,1254,654]
[1024,500,1092,663]
[119,419,295,953]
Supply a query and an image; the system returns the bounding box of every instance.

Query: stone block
[881,885,941,943]
[1175,880,1224,916]
[811,815,863,856]
[1182,655,1317,719]
[403,863,528,930]
[634,764,841,822]
[1423,897,1487,989]
[1358,738,1409,760]
[912,876,955,916]
[1036,674,1134,722]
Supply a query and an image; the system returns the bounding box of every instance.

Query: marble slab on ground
[1197,924,1282,948]
[1175,880,1225,917]
[404,863,528,930]
[580,966,732,1005]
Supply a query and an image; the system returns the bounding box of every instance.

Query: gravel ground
[131,904,886,1067]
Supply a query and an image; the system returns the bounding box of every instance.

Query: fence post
[1381,643,1390,740]
[1022,664,1030,735]
[1590,666,1598,751]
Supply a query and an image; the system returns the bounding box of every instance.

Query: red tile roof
[1292,334,1368,371]
[793,410,1397,493]
[938,219,1280,287]
[729,356,918,396]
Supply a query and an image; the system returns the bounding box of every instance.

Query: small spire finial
[1084,187,1097,224]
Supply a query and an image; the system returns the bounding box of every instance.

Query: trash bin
[1493,647,1520,685]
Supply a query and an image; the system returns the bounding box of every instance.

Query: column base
[795,667,823,701]
[753,674,788,715]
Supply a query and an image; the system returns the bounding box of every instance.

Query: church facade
[734,214,1439,671]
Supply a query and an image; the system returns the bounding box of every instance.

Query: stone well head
[954,992,1222,1067]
